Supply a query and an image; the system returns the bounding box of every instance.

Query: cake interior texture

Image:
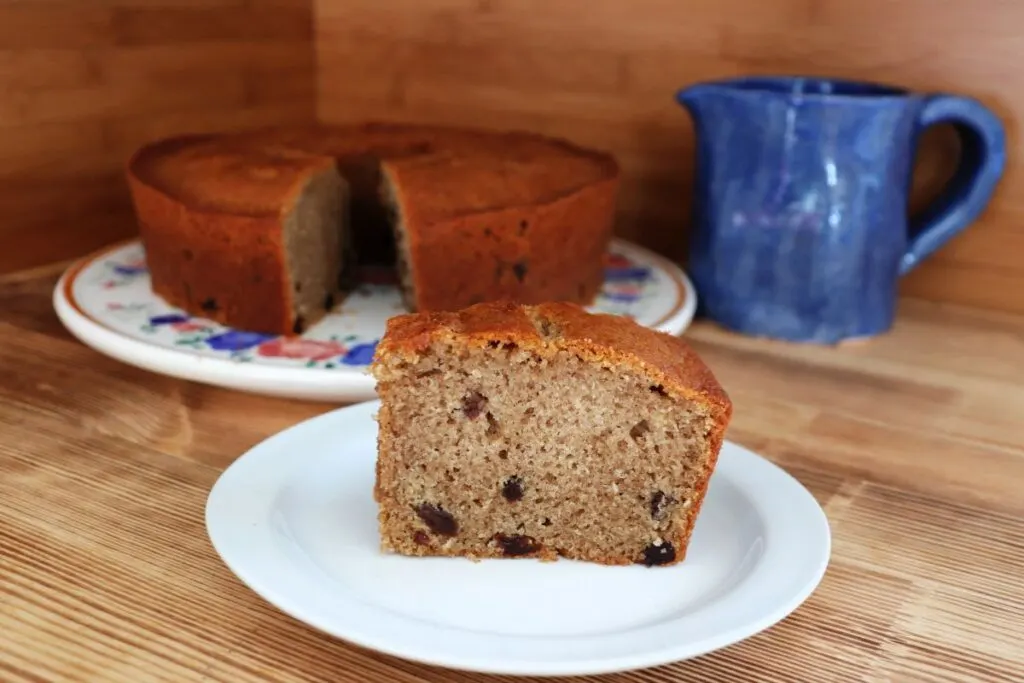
[282,168,349,332]
[379,170,416,310]
[372,303,731,566]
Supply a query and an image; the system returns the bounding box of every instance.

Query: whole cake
[370,301,733,566]
[126,123,620,335]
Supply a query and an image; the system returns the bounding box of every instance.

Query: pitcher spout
[675,83,715,119]
[675,81,737,130]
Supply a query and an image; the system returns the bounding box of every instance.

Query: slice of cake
[370,301,733,566]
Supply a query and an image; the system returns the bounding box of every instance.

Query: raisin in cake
[126,123,620,336]
[370,301,733,566]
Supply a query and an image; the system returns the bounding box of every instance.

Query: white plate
[54,238,697,403]
[206,401,831,677]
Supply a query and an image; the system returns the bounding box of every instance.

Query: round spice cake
[125,123,621,336]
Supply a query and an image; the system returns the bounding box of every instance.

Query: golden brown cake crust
[371,301,732,566]
[126,123,621,335]
[374,300,731,416]
[390,176,617,312]
[128,134,337,217]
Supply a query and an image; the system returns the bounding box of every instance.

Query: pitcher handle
[902,95,1006,275]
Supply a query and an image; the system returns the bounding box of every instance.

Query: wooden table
[2,263,1023,683]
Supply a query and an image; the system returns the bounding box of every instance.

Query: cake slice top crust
[382,143,617,225]
[371,300,731,420]
[238,122,617,174]
[128,122,619,224]
[129,134,339,219]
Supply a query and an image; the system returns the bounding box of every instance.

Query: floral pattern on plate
[68,239,683,370]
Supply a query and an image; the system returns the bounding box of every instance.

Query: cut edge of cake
[280,165,351,333]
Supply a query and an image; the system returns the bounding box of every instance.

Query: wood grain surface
[0,0,316,276]
[315,0,1024,315]
[1,263,1022,682]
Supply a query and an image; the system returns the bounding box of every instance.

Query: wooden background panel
[0,0,316,275]
[315,0,1024,314]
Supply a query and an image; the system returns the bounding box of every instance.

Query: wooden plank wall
[0,0,315,275]
[315,0,1024,315]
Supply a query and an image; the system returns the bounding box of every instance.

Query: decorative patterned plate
[53,238,697,403]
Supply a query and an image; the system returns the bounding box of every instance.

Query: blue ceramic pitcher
[676,76,1006,343]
